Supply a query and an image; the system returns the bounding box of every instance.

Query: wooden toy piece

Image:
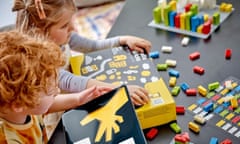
[149,51,160,59]
[153,6,162,24]
[193,114,206,125]
[161,46,173,53]
[225,48,232,59]
[208,81,220,91]
[157,63,168,71]
[165,59,177,67]
[185,3,192,12]
[193,65,205,75]
[176,105,185,114]
[202,20,211,34]
[188,121,200,133]
[171,86,180,96]
[203,101,214,112]
[146,128,159,140]
[180,13,186,30]
[186,88,197,96]
[174,13,181,28]
[213,12,220,25]
[169,0,177,11]
[189,51,200,60]
[169,77,177,87]
[169,122,181,134]
[180,82,190,92]
[169,11,177,27]
[209,137,218,144]
[168,69,180,78]
[198,85,207,96]
[181,37,190,46]
[174,132,190,143]
[220,138,232,144]
[163,5,171,26]
[230,98,238,109]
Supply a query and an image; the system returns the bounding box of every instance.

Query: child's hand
[77,86,113,105]
[127,85,150,106]
[119,36,151,54]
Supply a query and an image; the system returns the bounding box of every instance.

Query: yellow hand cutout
[80,88,128,142]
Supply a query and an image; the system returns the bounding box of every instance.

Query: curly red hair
[0,30,65,110]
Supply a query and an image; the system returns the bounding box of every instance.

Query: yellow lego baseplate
[136,78,176,129]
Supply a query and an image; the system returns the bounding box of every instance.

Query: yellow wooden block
[198,85,207,96]
[188,104,197,111]
[225,113,235,120]
[169,0,177,11]
[180,13,186,30]
[203,14,209,22]
[216,120,225,127]
[197,25,203,34]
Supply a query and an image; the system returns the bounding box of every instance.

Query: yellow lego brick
[198,85,207,96]
[217,97,225,104]
[169,77,177,87]
[231,98,238,108]
[136,78,176,129]
[216,120,226,127]
[225,113,235,120]
[225,4,233,12]
[220,88,229,95]
[188,104,197,111]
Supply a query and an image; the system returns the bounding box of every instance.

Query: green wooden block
[163,5,171,26]
[153,6,162,23]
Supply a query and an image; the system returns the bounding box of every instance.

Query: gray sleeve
[69,32,120,53]
[58,69,90,92]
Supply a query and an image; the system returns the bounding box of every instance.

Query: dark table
[107,0,240,143]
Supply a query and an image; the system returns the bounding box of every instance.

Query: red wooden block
[189,51,200,60]
[220,138,232,144]
[225,48,232,59]
[193,65,205,75]
[202,20,211,34]
[186,88,197,96]
[185,3,192,12]
[175,13,181,28]
[146,128,159,140]
[176,106,185,114]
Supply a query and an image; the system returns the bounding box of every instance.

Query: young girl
[0,30,112,144]
[12,0,152,106]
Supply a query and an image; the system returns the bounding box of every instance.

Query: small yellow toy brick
[197,25,203,33]
[169,77,177,87]
[198,85,207,96]
[231,98,238,108]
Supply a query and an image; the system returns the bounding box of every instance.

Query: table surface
[50,0,240,143]
[107,0,240,143]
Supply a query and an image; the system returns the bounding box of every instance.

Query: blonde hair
[0,30,65,110]
[12,0,77,34]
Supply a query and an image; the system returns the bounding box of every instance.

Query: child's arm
[47,86,113,113]
[119,35,152,54]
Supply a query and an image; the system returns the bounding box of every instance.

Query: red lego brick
[146,128,158,140]
[193,65,205,75]
[186,88,197,96]
[225,48,232,59]
[220,138,232,144]
[189,51,200,60]
[176,105,185,114]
